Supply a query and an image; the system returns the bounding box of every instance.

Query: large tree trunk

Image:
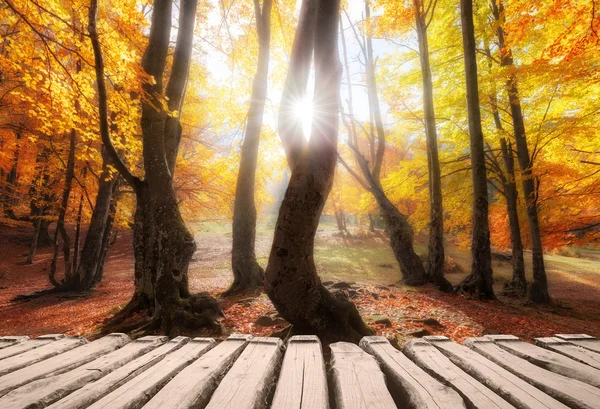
[49,130,76,288]
[89,0,222,335]
[227,0,273,295]
[491,0,550,304]
[457,0,495,299]
[414,2,451,292]
[265,0,373,344]
[340,7,428,286]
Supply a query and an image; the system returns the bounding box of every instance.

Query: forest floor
[1,219,599,346]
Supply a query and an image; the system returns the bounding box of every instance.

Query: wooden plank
[329,341,396,409]
[555,334,600,354]
[487,334,600,388]
[535,336,600,370]
[360,336,465,409]
[90,335,243,409]
[0,336,87,376]
[425,335,569,409]
[404,338,515,409]
[466,336,600,409]
[0,334,65,360]
[0,336,29,350]
[46,336,191,409]
[0,335,166,409]
[205,337,283,409]
[0,333,130,397]
[271,335,329,409]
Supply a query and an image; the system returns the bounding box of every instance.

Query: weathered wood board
[0,336,86,376]
[0,334,65,360]
[360,336,466,409]
[47,336,191,409]
[330,341,397,409]
[0,336,167,409]
[141,334,251,409]
[487,334,600,387]
[0,336,29,350]
[204,337,283,409]
[404,338,515,409]
[555,334,600,354]
[271,335,329,409]
[86,337,216,409]
[466,336,600,409]
[425,335,569,409]
[535,336,600,370]
[0,333,130,397]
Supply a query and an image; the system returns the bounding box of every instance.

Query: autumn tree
[490,0,550,304]
[89,0,222,334]
[457,0,495,299]
[338,1,431,287]
[265,0,373,343]
[227,0,273,295]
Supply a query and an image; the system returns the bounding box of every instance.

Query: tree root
[222,265,264,297]
[455,273,496,300]
[503,279,527,298]
[274,287,374,346]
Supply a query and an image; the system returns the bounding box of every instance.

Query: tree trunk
[486,46,527,297]
[29,148,55,247]
[414,2,451,292]
[26,218,41,264]
[265,0,373,344]
[500,138,527,296]
[227,0,273,295]
[91,179,118,286]
[340,7,428,286]
[49,130,76,288]
[368,213,376,232]
[89,0,222,335]
[457,0,495,299]
[335,208,346,232]
[491,0,550,304]
[2,129,22,219]
[67,150,118,290]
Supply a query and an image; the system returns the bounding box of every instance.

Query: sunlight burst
[294,96,313,138]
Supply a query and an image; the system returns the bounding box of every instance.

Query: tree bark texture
[2,129,22,219]
[227,0,273,295]
[89,0,222,335]
[458,0,495,299]
[491,0,550,304]
[414,2,451,292]
[266,0,373,344]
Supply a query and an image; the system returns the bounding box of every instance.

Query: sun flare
[294,96,313,138]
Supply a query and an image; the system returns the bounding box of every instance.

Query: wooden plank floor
[0,332,598,408]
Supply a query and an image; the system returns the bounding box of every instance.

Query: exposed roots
[222,264,265,297]
[503,279,527,298]
[529,281,552,305]
[455,273,496,300]
[278,287,374,346]
[431,275,454,293]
